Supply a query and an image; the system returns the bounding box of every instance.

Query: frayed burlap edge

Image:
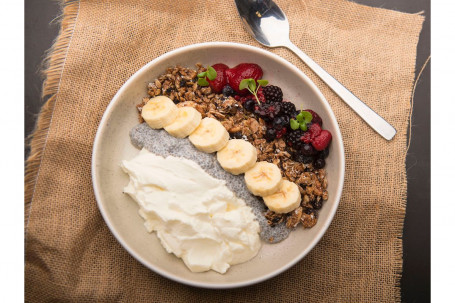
[24,0,80,232]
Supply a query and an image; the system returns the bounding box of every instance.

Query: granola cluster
[137,65,329,230]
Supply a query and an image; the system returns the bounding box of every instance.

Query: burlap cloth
[25,0,424,301]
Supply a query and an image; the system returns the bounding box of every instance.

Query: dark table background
[24,0,430,301]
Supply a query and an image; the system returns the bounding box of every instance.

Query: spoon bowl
[236,0,290,47]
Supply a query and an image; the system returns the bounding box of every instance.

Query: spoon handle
[285,42,396,141]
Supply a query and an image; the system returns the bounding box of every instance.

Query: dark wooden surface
[24,0,430,301]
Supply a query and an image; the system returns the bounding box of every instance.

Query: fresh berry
[304,109,323,126]
[273,115,289,130]
[256,87,266,103]
[319,147,330,159]
[314,158,325,169]
[302,132,311,143]
[265,128,277,142]
[222,84,235,97]
[254,102,281,122]
[301,143,317,156]
[302,123,322,143]
[275,127,287,139]
[225,63,263,95]
[287,130,305,149]
[244,99,256,112]
[293,152,314,164]
[303,156,314,164]
[311,130,332,151]
[263,85,283,103]
[230,131,243,139]
[280,101,296,117]
[309,123,322,137]
[207,63,229,93]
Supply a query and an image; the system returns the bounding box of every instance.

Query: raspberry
[302,132,312,143]
[308,123,321,138]
[276,127,287,139]
[280,101,296,117]
[311,130,332,151]
[302,123,321,143]
[263,85,283,103]
[304,109,323,126]
[256,87,266,103]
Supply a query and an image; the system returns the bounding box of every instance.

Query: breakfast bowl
[92,42,345,288]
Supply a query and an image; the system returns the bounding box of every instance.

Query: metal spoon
[235,0,396,140]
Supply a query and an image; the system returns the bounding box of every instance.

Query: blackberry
[244,99,256,112]
[254,102,281,122]
[292,153,305,163]
[286,130,305,149]
[263,85,283,103]
[222,84,235,97]
[280,101,296,117]
[265,128,277,142]
[302,155,314,164]
[272,115,289,130]
[292,153,314,164]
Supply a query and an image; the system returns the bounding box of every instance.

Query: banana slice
[244,161,282,197]
[217,139,257,175]
[263,180,301,214]
[141,96,178,129]
[188,117,229,153]
[164,106,202,138]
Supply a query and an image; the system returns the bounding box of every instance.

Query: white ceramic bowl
[92,42,345,288]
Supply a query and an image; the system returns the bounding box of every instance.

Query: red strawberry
[225,63,263,95]
[304,109,323,126]
[311,130,332,151]
[207,63,229,93]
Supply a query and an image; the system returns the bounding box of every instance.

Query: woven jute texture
[25,0,424,301]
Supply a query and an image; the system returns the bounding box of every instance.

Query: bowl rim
[92,41,345,289]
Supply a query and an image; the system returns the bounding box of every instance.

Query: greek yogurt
[121,149,261,274]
